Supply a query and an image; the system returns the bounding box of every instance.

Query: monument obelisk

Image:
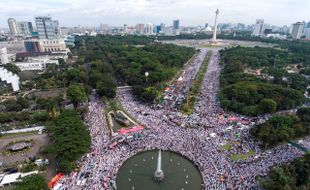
[212,9,220,43]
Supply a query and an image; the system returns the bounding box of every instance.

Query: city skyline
[0,0,309,28]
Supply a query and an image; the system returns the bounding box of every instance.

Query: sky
[0,0,309,28]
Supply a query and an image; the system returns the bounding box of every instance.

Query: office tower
[252,19,265,36]
[123,24,128,33]
[18,21,33,36]
[305,28,310,40]
[7,18,19,36]
[291,22,305,39]
[307,21,310,29]
[35,16,58,39]
[136,24,145,34]
[144,23,154,35]
[53,20,61,37]
[155,25,161,34]
[173,20,180,30]
[160,23,166,33]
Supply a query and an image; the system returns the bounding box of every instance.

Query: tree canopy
[47,110,91,173]
[219,46,306,116]
[13,174,48,190]
[250,114,310,148]
[260,154,310,190]
[67,84,87,106]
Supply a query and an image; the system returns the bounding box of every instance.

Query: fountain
[154,150,164,181]
[116,150,203,190]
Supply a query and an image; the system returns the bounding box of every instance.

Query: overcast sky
[0,0,309,28]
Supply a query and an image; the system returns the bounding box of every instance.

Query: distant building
[160,23,166,33]
[155,25,161,34]
[144,23,154,35]
[17,21,33,36]
[35,16,59,39]
[305,28,310,40]
[291,22,305,39]
[0,41,26,53]
[7,18,19,36]
[173,20,180,30]
[307,21,310,29]
[252,19,265,36]
[38,39,67,52]
[0,48,9,64]
[24,40,41,53]
[264,28,272,35]
[14,58,59,71]
[135,24,145,35]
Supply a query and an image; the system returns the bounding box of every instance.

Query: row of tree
[250,111,310,148]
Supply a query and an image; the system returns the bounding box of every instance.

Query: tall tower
[212,9,220,42]
[7,18,19,36]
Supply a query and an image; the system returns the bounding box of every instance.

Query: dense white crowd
[59,48,307,190]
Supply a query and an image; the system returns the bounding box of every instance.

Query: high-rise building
[252,19,265,36]
[305,28,310,40]
[35,16,59,39]
[144,23,154,35]
[135,24,145,34]
[173,20,180,30]
[291,22,305,39]
[307,21,310,29]
[18,22,33,36]
[160,23,166,33]
[7,18,19,36]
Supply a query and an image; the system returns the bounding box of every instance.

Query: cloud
[0,0,309,27]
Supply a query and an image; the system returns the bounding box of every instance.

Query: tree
[258,99,277,114]
[67,84,87,106]
[13,174,48,190]
[47,110,90,174]
[96,75,116,99]
[297,108,310,123]
[2,63,21,74]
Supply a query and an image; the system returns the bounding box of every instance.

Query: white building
[144,23,154,35]
[38,39,67,52]
[0,171,38,187]
[0,48,9,64]
[14,58,59,71]
[252,19,265,36]
[0,67,20,91]
[266,33,287,40]
[7,18,19,36]
[291,22,305,39]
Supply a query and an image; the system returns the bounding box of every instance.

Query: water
[116,150,203,190]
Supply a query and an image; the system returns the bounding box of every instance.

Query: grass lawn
[230,150,255,161]
[220,144,232,151]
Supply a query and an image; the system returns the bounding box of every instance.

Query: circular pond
[116,150,203,190]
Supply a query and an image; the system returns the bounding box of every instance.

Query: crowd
[58,48,307,190]
[163,49,209,109]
